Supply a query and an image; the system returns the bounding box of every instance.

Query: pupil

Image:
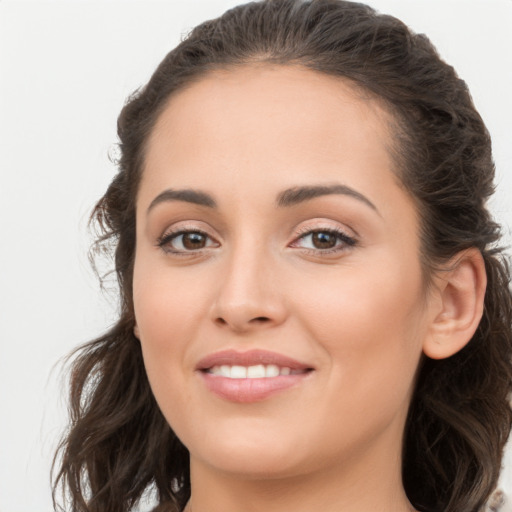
[312,231,336,249]
[183,233,206,249]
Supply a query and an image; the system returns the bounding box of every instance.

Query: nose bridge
[211,232,285,330]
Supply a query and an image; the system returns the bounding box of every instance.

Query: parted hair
[52,1,512,511]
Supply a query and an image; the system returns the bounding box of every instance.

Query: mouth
[204,364,310,379]
[196,348,314,372]
[196,349,315,402]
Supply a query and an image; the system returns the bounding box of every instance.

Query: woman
[52,1,512,511]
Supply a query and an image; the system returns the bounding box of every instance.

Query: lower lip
[199,371,312,403]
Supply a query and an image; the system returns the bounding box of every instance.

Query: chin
[188,430,306,478]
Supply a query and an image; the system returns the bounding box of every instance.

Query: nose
[210,245,287,333]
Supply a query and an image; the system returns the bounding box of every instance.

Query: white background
[1,1,511,511]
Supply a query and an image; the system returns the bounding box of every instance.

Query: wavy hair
[52,1,512,511]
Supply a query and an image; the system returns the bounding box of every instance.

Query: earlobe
[134,324,140,339]
[423,249,487,360]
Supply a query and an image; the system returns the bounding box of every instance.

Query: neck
[185,433,415,512]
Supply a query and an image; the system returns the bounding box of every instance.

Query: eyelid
[292,228,356,247]
[154,219,358,257]
[292,218,357,240]
[157,220,217,240]
[289,220,358,254]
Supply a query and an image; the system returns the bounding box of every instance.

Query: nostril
[252,316,271,323]
[213,314,274,330]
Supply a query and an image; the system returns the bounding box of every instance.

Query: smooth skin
[132,65,486,512]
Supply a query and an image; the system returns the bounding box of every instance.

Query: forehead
[140,64,403,210]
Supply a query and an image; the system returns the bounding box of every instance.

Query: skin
[132,64,445,512]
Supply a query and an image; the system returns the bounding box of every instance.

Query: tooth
[247,364,266,378]
[265,364,280,377]
[210,365,222,376]
[231,365,247,379]
[210,364,297,379]
[220,365,231,378]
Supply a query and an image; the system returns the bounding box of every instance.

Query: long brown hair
[52,1,512,511]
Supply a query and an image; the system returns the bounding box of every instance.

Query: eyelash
[156,228,217,256]
[290,226,357,255]
[156,226,357,256]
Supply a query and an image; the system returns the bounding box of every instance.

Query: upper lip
[195,349,314,371]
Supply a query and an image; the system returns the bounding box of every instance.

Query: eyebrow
[147,183,378,214]
[276,184,378,212]
[147,188,217,213]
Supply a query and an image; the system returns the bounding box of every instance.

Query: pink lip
[195,349,313,371]
[195,349,314,403]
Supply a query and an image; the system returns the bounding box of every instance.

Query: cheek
[133,260,209,342]
[296,270,425,453]
[133,271,201,427]
[292,259,426,394]
[132,260,206,393]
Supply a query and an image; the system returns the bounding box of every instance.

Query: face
[133,65,437,480]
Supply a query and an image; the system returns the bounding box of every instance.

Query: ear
[423,248,487,360]
[134,324,140,339]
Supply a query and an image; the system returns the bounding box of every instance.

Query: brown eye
[158,230,218,254]
[182,232,207,250]
[291,228,357,254]
[311,231,337,249]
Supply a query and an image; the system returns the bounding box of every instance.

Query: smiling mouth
[196,348,314,373]
[204,364,311,379]
[196,350,315,402]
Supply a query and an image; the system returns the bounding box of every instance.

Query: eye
[291,228,357,253]
[157,229,219,254]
